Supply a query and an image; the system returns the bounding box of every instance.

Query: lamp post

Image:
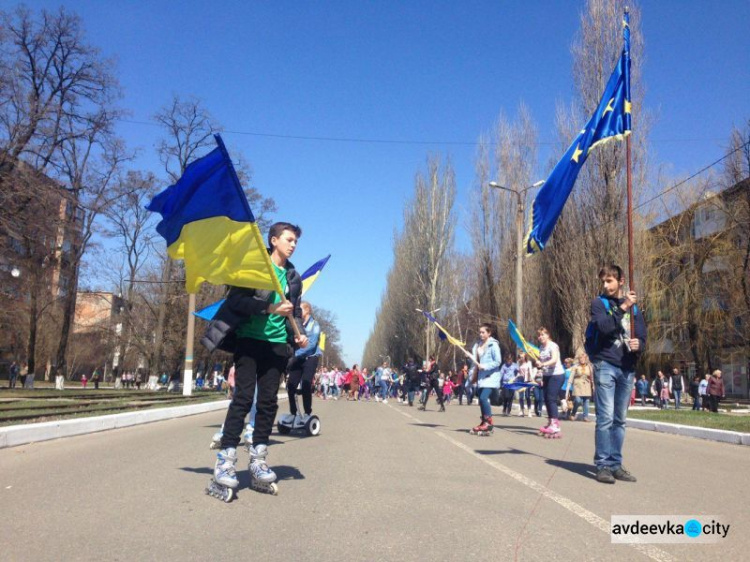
[488,180,544,336]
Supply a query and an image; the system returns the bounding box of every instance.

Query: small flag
[421,310,465,347]
[508,319,540,361]
[319,332,326,351]
[193,254,330,322]
[147,134,282,295]
[194,299,225,321]
[301,254,331,296]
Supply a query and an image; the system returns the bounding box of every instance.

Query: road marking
[388,404,675,562]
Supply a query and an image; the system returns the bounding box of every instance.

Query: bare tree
[0,6,118,175]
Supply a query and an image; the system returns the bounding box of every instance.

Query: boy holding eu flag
[585,264,646,485]
[202,222,308,500]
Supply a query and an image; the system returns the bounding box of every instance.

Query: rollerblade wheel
[224,488,234,502]
[277,422,291,435]
[270,483,279,495]
[305,416,321,436]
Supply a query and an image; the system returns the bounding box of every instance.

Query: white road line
[388,404,675,562]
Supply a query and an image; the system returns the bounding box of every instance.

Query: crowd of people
[634,368,726,412]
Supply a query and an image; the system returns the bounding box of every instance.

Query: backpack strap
[599,295,638,316]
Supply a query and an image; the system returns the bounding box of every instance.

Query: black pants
[287,355,319,416]
[423,380,444,407]
[500,388,515,414]
[542,375,564,419]
[456,382,466,404]
[221,338,289,449]
[708,395,721,413]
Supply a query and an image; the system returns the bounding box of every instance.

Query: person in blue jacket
[285,301,321,423]
[586,264,646,485]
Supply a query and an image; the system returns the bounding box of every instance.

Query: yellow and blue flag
[525,11,631,255]
[147,135,282,295]
[301,254,331,296]
[422,310,465,347]
[319,332,327,351]
[193,254,330,321]
[508,319,540,361]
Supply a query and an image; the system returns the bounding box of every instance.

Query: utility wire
[117,118,724,147]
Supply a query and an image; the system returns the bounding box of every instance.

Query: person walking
[456,365,468,405]
[707,370,725,413]
[699,374,710,411]
[635,374,649,406]
[8,361,19,389]
[585,264,646,484]
[669,367,685,410]
[689,375,702,411]
[498,356,518,417]
[517,354,534,417]
[468,323,502,436]
[570,353,593,421]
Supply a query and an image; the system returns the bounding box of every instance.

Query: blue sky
[19,1,750,364]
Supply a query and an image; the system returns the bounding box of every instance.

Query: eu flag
[525,12,632,255]
[147,135,281,294]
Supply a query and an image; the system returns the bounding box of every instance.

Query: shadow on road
[475,447,546,458]
[545,459,597,480]
[409,423,445,428]
[179,466,213,475]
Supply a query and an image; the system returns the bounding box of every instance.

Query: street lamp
[488,180,544,337]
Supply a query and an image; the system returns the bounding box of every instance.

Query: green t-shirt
[235,261,289,343]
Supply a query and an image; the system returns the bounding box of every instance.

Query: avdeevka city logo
[611,515,730,544]
[685,519,702,538]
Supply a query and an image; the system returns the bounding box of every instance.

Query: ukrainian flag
[319,332,327,351]
[147,135,281,295]
[525,11,632,255]
[422,310,465,347]
[301,254,331,296]
[508,319,540,361]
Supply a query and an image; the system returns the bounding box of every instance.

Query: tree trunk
[53,264,80,379]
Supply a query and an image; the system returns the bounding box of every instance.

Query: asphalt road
[1,397,747,562]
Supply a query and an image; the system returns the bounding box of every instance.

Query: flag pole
[215,134,302,339]
[625,7,635,339]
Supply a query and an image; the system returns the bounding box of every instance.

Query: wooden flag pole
[626,134,635,339]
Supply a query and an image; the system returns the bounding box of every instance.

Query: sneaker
[518,411,525,417]
[383,399,388,404]
[613,467,637,482]
[596,467,616,484]
[527,412,533,418]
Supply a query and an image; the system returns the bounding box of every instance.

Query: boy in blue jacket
[586,264,646,484]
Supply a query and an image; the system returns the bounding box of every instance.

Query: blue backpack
[584,296,638,356]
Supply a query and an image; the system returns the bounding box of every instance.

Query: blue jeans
[379,382,389,400]
[692,395,701,410]
[593,360,634,470]
[478,387,494,418]
[572,396,590,419]
[533,385,544,415]
[673,389,682,409]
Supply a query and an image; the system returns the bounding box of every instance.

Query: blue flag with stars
[525,11,632,255]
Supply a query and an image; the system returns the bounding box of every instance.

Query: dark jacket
[200,259,305,353]
[588,293,647,370]
[404,361,420,384]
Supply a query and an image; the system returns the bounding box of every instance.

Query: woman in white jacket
[468,323,502,435]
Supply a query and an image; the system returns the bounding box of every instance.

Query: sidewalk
[0,393,288,449]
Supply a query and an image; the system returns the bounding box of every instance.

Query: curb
[506,404,750,446]
[0,393,288,450]
[625,418,750,446]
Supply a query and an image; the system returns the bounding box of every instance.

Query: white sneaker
[527,412,533,418]
[383,399,388,404]
[299,413,311,425]
[518,411,525,417]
